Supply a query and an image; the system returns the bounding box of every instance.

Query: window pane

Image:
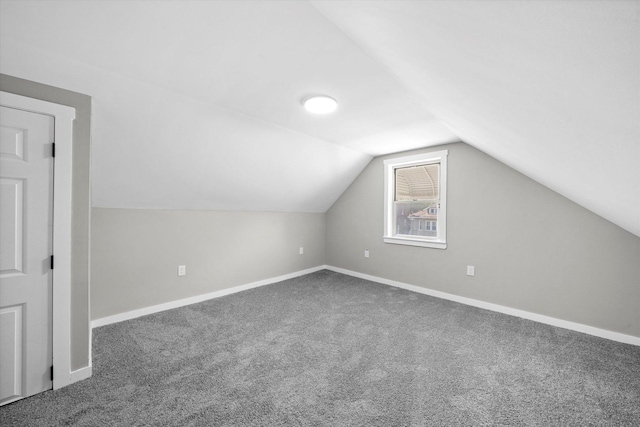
[394,201,438,237]
[395,163,440,201]
[394,163,439,238]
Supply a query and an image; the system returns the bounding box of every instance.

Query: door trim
[0,91,78,389]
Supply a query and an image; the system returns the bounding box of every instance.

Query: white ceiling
[1,1,638,236]
[0,0,456,153]
[311,0,640,237]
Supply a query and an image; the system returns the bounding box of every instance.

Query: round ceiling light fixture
[302,95,338,114]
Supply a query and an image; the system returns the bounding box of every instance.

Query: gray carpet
[2,270,639,426]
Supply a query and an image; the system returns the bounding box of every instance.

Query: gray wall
[91,209,326,320]
[326,142,640,337]
[0,73,92,370]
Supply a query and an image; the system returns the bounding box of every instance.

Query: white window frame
[383,149,448,249]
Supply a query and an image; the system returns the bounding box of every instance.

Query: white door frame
[0,91,77,390]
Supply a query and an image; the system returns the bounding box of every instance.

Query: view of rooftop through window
[394,163,440,237]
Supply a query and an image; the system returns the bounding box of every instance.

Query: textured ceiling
[1,1,638,235]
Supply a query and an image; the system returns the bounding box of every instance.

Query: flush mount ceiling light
[302,95,338,114]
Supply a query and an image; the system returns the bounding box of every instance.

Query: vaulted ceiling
[1,1,638,236]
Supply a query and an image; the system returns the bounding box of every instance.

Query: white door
[0,105,54,406]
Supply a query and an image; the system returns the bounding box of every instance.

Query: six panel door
[0,105,54,406]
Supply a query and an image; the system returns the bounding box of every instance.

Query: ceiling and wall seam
[310,1,640,237]
[0,37,372,213]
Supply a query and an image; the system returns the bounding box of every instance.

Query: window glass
[394,163,439,237]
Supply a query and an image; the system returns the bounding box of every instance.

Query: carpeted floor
[2,270,639,426]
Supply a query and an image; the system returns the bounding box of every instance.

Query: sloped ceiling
[1,1,638,236]
[312,0,640,237]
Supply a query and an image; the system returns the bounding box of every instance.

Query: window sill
[383,236,447,249]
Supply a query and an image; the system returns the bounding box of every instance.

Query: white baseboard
[91,265,326,329]
[325,265,640,347]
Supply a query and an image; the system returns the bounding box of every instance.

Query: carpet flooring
[2,270,639,426]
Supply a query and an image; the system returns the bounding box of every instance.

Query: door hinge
[50,255,54,270]
[52,142,55,158]
[50,365,54,381]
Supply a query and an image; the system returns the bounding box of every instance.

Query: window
[383,150,448,249]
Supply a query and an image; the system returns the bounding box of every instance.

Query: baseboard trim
[325,265,640,346]
[91,265,326,329]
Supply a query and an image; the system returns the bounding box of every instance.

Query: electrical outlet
[364,250,370,258]
[178,265,186,277]
[466,265,475,276]
[299,247,304,255]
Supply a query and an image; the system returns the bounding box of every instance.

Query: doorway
[0,91,75,404]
